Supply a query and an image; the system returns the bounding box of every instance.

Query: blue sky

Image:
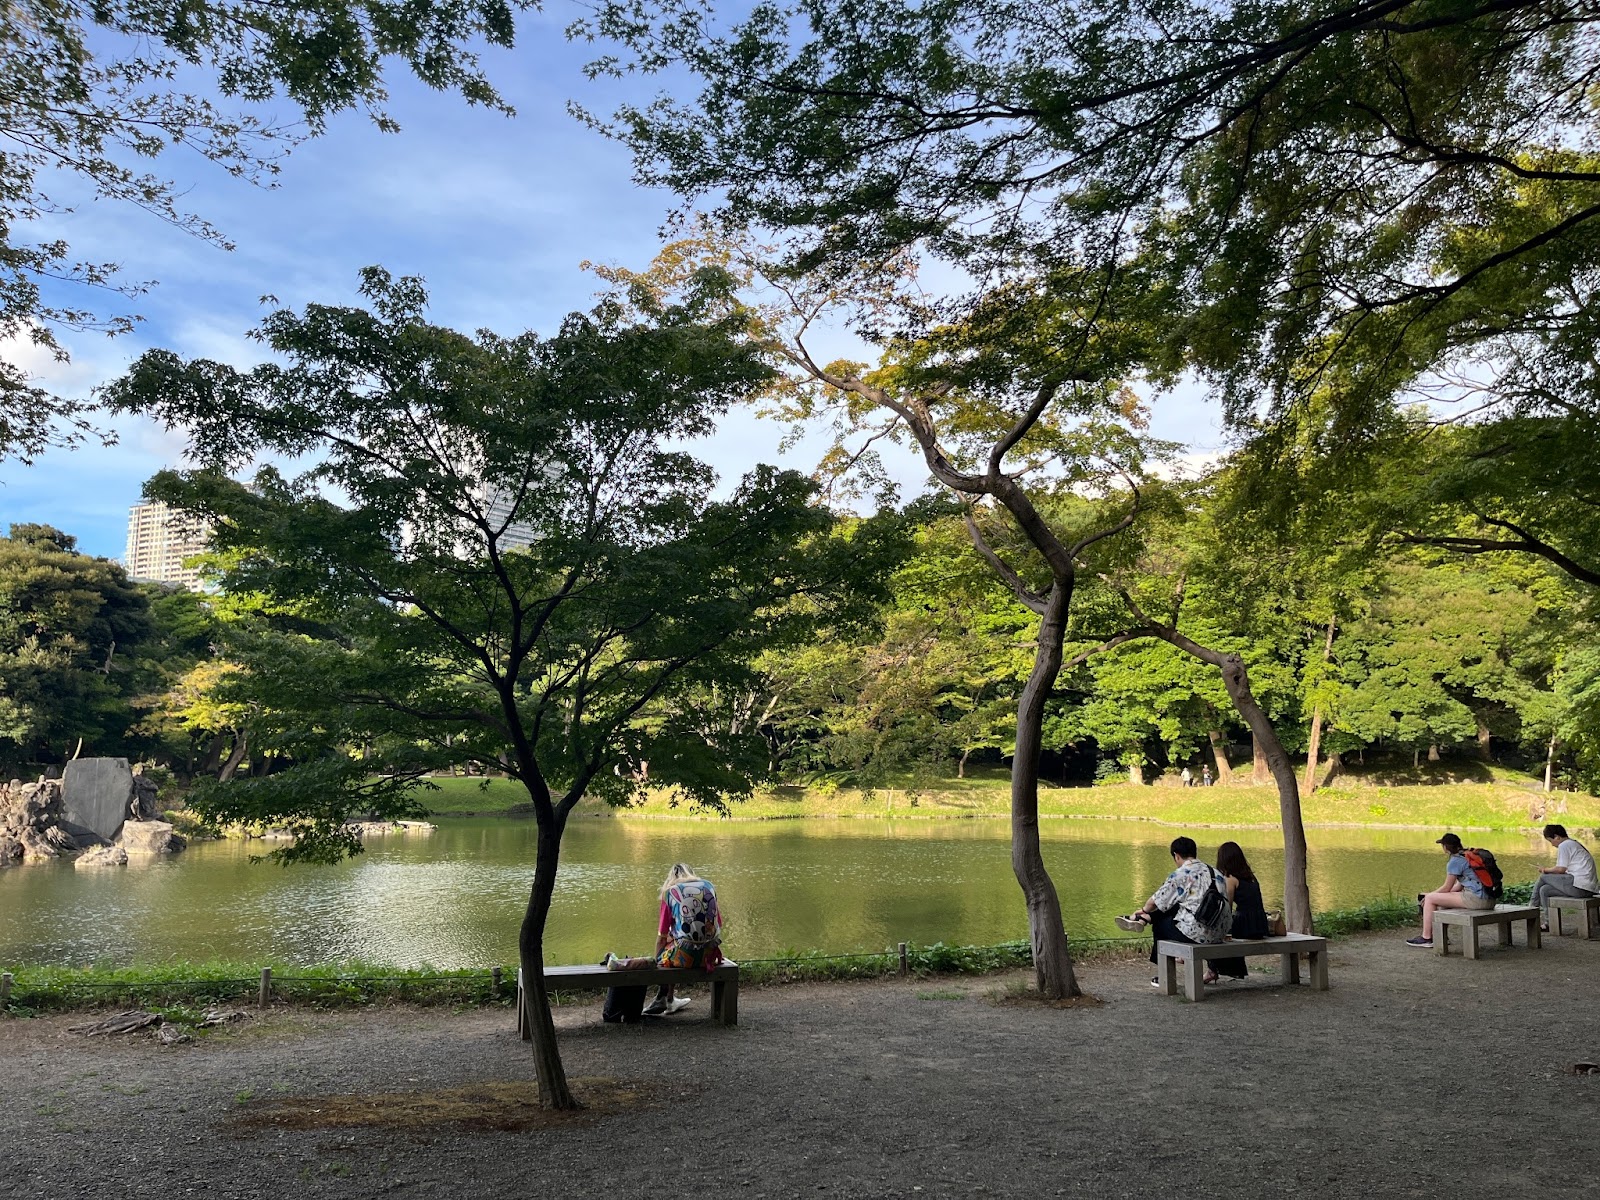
[0,6,1224,562]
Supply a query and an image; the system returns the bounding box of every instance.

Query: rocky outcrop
[117,819,186,856]
[74,844,129,869]
[1,766,179,867]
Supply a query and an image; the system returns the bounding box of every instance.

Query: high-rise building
[124,501,211,590]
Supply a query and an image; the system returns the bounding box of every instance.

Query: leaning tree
[104,267,902,1108]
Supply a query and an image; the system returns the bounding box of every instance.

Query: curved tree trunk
[1130,617,1314,935]
[1206,722,1234,783]
[519,815,577,1110]
[1013,587,1080,999]
[1302,614,1337,795]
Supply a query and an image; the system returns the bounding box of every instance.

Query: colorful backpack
[667,879,721,945]
[1463,849,1505,900]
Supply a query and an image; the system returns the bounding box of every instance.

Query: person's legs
[1147,909,1193,965]
[1213,951,1247,979]
[1422,892,1476,938]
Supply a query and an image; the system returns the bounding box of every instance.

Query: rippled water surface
[0,817,1558,968]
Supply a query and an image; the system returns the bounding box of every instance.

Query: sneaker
[642,997,669,1017]
[664,996,692,1015]
[1404,935,1433,948]
[1114,914,1149,932]
[1149,976,1161,989]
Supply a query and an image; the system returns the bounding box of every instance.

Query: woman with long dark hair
[1213,841,1271,980]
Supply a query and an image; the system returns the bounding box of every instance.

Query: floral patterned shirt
[1149,858,1230,942]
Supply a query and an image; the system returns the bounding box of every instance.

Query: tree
[1,0,527,465]
[104,267,902,1108]
[0,523,155,769]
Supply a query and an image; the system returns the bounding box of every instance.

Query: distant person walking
[1529,824,1598,932]
[1201,765,1213,787]
[1180,767,1193,788]
[1405,833,1495,948]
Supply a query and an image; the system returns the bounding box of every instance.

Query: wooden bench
[1547,895,1600,939]
[516,961,740,1035]
[1433,905,1541,958]
[1155,933,1329,1002]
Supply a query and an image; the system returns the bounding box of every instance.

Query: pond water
[0,816,1558,969]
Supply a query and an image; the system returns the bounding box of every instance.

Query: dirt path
[3,931,1598,1198]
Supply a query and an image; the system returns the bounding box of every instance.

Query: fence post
[492,965,503,998]
[898,942,909,976]
[258,967,272,1008]
[0,971,12,1008]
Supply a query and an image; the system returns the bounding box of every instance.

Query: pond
[0,816,1559,968]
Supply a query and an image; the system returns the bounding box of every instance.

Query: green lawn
[407,764,1600,832]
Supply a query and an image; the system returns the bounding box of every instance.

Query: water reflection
[0,816,1558,969]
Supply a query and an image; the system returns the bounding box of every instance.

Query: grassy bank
[3,885,1484,1016]
[411,768,1600,833]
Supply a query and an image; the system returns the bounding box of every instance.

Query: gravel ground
[3,930,1598,1199]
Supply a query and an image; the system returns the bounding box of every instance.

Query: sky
[0,5,1226,563]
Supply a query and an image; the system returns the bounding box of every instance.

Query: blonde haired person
[605,863,724,1015]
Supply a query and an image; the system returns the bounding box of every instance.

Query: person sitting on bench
[1114,836,1232,987]
[1530,824,1599,932]
[1210,841,1271,981]
[1405,832,1494,948]
[604,862,724,1015]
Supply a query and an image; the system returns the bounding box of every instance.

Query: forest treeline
[7,474,1594,793]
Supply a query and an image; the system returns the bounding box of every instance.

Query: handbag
[1265,910,1287,937]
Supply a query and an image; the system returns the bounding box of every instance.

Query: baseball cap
[1436,832,1463,850]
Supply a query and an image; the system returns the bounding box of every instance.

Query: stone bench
[1548,895,1600,939]
[516,960,740,1035]
[1155,933,1329,1002]
[1433,905,1541,958]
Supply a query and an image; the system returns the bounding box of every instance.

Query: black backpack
[602,985,647,1024]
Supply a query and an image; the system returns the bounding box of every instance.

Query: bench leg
[712,979,739,1026]
[1159,953,1177,997]
[1435,924,1450,956]
[1183,954,1204,1002]
[1496,919,1512,947]
[1280,952,1301,984]
[1463,925,1480,960]
[1584,906,1596,939]
[1309,949,1329,991]
[1527,917,1542,950]
[1552,906,1568,937]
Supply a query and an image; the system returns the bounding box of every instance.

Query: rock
[130,768,161,821]
[73,844,129,869]
[18,827,60,862]
[117,820,186,856]
[0,834,20,864]
[61,758,137,842]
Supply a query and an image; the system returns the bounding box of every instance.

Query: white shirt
[1557,839,1599,893]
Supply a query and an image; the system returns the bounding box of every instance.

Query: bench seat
[1433,905,1540,958]
[1547,895,1600,939]
[516,961,740,1035]
[1154,933,1329,1002]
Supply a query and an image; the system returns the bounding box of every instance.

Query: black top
[1230,876,1270,940]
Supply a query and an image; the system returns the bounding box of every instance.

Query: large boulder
[73,844,129,869]
[60,758,136,842]
[117,820,186,856]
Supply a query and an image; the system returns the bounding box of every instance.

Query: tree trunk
[1251,734,1270,786]
[1136,623,1313,935]
[217,732,248,783]
[1012,586,1080,1000]
[1476,721,1492,761]
[1302,614,1336,796]
[1545,735,1557,793]
[1205,719,1234,783]
[1412,747,1420,769]
[519,815,578,1110]
[957,747,971,779]
[1127,761,1143,786]
[1427,743,1440,763]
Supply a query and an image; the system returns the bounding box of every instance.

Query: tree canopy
[1,0,528,465]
